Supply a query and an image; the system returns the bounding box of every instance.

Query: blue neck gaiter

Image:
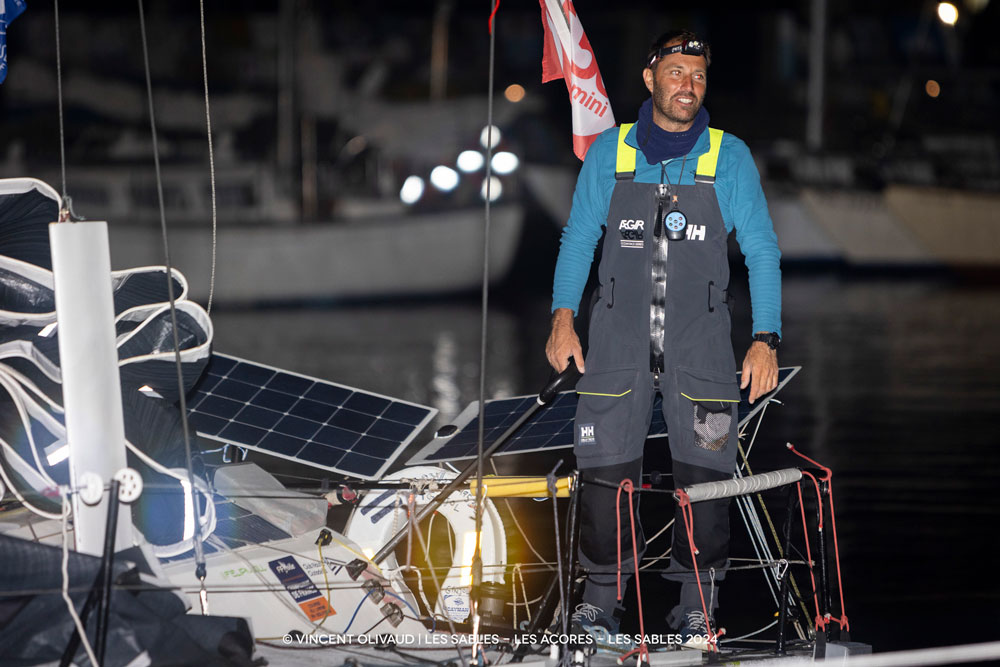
[635,98,710,164]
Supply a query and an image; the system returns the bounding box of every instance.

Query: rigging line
[52,0,68,215]
[643,517,675,545]
[490,459,553,571]
[739,399,771,469]
[59,490,99,667]
[470,2,501,650]
[736,443,812,625]
[474,0,501,587]
[136,0,207,587]
[197,0,218,314]
[410,510,468,667]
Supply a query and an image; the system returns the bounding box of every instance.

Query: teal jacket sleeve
[551,130,616,315]
[715,134,782,338]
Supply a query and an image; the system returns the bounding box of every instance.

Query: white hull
[108,204,524,304]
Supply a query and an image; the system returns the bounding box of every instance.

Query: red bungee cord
[796,480,824,631]
[672,489,721,652]
[787,443,850,632]
[616,479,650,665]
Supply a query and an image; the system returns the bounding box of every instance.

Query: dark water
[208,268,1000,654]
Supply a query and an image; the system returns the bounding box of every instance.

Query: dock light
[504,84,526,103]
[480,125,501,150]
[926,80,941,98]
[491,151,519,175]
[457,150,485,172]
[399,175,425,204]
[430,165,460,192]
[480,176,502,202]
[937,2,958,25]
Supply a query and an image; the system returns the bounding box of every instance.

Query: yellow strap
[681,391,739,403]
[577,389,632,398]
[615,123,636,177]
[695,127,723,179]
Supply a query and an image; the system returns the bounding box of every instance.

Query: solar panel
[188,354,437,480]
[407,366,800,465]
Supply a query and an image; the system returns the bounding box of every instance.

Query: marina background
[2,0,999,656]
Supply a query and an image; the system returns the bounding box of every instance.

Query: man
[545,30,781,649]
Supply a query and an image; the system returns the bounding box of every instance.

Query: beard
[652,85,703,126]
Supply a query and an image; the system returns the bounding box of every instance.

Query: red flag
[539,0,615,160]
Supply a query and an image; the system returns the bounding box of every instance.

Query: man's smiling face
[642,40,708,132]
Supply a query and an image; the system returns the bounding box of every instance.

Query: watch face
[664,210,687,232]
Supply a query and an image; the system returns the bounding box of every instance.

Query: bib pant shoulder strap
[615,123,636,181]
[694,127,724,184]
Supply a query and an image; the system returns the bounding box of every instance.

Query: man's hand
[740,341,778,404]
[546,308,585,373]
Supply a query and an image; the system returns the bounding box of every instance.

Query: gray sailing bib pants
[573,127,740,603]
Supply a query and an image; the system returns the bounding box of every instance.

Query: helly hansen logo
[579,423,596,445]
[619,219,644,248]
[686,224,706,241]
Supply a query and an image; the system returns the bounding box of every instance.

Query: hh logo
[686,224,706,241]
[619,219,644,248]
[579,423,596,445]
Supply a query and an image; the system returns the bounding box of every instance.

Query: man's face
[642,41,708,131]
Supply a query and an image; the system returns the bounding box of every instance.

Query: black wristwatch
[752,332,781,350]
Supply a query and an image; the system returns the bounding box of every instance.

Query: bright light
[504,84,526,103]
[430,165,460,192]
[937,2,958,25]
[457,150,485,173]
[480,125,501,150]
[399,175,425,205]
[362,547,375,561]
[459,531,479,587]
[491,151,519,175]
[480,176,502,202]
[925,80,941,98]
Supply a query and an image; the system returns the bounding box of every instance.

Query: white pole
[50,221,132,556]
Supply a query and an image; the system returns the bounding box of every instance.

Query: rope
[615,479,650,665]
[52,0,68,218]
[197,0,218,314]
[60,490,99,667]
[786,443,849,632]
[673,489,722,652]
[546,470,567,636]
[490,460,554,571]
[136,0,207,603]
[510,563,531,630]
[738,442,813,629]
[796,481,823,631]
[471,5,502,658]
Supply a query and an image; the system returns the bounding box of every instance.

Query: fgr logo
[579,423,596,445]
[619,219,644,248]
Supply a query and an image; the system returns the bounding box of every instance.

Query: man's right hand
[546,308,585,373]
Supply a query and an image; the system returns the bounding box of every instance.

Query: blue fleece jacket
[552,123,782,338]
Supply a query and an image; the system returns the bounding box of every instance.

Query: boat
[0,176,870,665]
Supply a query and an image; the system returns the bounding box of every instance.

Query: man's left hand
[741,342,778,404]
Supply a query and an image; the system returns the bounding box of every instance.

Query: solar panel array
[407,366,800,465]
[187,354,437,479]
